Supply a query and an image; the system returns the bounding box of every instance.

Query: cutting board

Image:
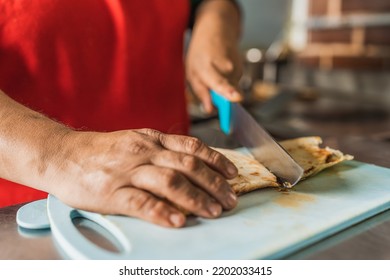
[47,160,390,259]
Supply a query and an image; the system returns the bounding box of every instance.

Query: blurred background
[190,0,390,164]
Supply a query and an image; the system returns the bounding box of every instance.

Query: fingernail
[170,213,184,227]
[227,163,238,176]
[208,203,222,217]
[227,192,237,207]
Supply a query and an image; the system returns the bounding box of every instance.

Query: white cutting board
[47,160,390,259]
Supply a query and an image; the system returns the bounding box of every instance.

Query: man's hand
[186,0,242,113]
[42,129,239,228]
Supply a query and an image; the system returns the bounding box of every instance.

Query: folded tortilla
[214,136,353,195]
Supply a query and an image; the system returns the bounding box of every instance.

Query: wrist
[193,0,241,45]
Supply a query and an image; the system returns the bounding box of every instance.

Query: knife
[211,90,303,188]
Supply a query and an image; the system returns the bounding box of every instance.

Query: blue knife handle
[210,90,232,135]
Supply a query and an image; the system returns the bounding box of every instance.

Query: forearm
[0,89,72,191]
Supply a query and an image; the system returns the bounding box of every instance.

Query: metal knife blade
[211,90,303,187]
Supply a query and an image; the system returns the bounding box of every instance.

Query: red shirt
[0,0,190,206]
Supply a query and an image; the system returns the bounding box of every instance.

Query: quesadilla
[214,136,353,195]
[212,148,279,195]
[279,136,353,180]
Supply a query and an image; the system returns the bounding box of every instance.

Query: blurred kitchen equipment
[239,47,264,99]
[240,36,290,101]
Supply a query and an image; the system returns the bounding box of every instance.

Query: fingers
[213,56,243,86]
[127,129,239,223]
[213,56,234,75]
[128,165,224,218]
[187,57,242,113]
[150,150,237,210]
[157,133,238,179]
[189,76,213,113]
[198,64,242,102]
[112,187,186,228]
